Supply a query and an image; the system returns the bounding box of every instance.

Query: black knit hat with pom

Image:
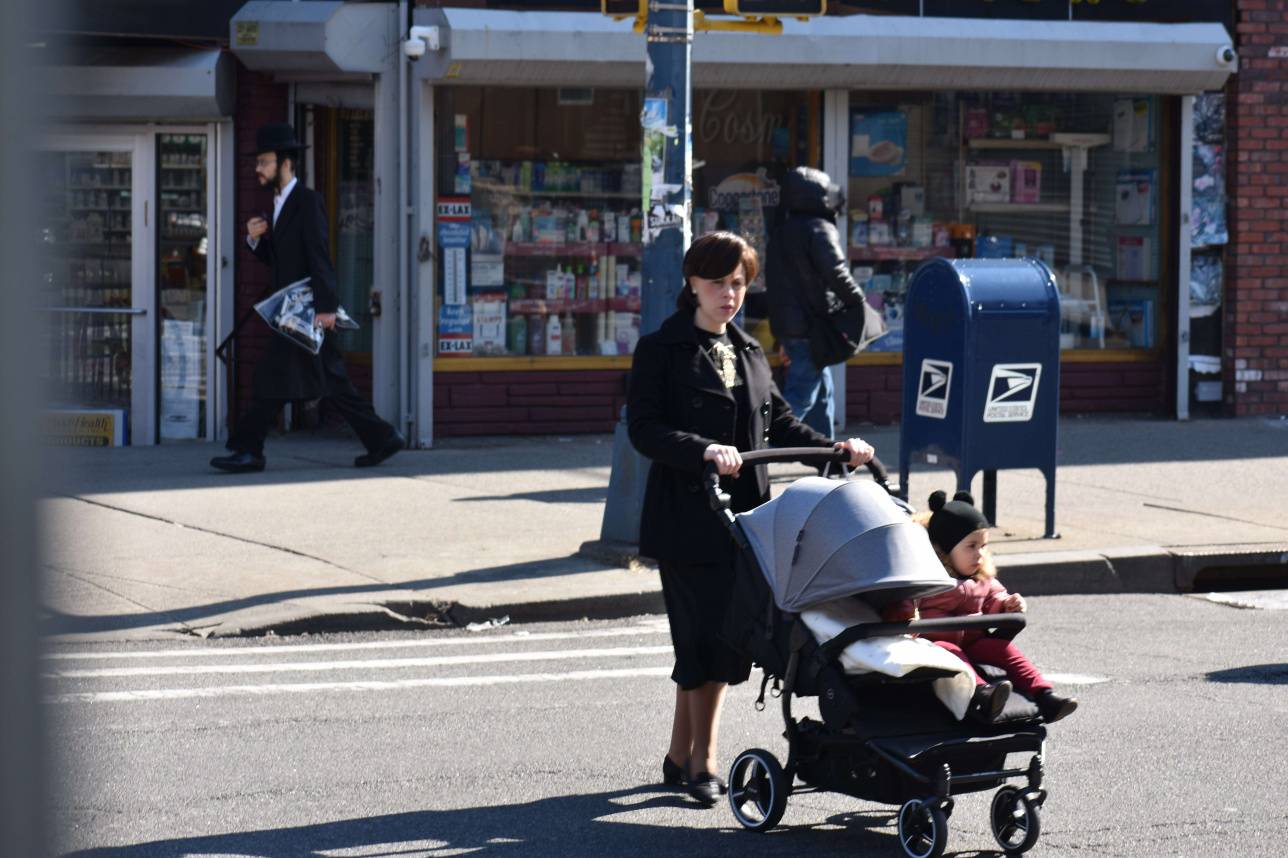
[927,490,991,554]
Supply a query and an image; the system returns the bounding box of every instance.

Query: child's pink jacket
[886,576,1011,647]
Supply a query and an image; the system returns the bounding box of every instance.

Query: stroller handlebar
[704,449,891,516]
[815,613,1028,666]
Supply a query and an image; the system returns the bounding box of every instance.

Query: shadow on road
[1206,663,1288,685]
[57,786,957,858]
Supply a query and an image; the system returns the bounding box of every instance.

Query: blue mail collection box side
[899,257,1061,537]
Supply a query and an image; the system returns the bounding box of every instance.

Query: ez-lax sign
[983,363,1042,423]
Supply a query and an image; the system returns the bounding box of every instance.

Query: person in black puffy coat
[628,231,875,806]
[765,166,869,436]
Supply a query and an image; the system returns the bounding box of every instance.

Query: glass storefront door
[39,136,155,446]
[157,133,210,440]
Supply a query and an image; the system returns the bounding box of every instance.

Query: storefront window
[847,92,1164,354]
[40,149,135,417]
[692,89,819,351]
[157,133,208,440]
[434,87,644,359]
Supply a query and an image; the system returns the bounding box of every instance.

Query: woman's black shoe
[686,772,720,806]
[662,755,686,787]
[210,451,266,473]
[967,680,1012,725]
[1036,690,1078,723]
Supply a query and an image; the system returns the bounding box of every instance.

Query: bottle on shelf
[561,311,576,355]
[545,313,562,355]
[528,315,546,356]
[507,313,527,355]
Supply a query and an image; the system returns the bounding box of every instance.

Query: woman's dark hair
[677,231,759,311]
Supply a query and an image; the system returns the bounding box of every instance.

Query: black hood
[782,167,843,219]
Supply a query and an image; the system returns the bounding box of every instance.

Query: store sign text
[697,91,785,147]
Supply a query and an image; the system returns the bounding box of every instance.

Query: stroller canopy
[737,477,955,613]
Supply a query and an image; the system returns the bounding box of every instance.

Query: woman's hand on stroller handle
[703,444,743,477]
[834,437,875,468]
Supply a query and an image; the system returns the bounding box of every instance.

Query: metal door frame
[44,123,228,445]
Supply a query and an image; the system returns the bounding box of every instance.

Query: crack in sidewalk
[60,494,387,584]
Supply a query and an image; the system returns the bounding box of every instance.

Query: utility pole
[596,0,693,547]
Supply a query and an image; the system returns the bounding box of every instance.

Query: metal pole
[640,0,693,332]
[1176,94,1195,421]
[597,0,693,547]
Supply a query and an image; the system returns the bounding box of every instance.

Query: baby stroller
[710,449,1049,858]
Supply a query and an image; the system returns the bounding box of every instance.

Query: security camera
[1217,45,1236,66]
[403,25,440,61]
[403,38,426,60]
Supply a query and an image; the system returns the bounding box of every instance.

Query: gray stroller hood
[736,477,954,613]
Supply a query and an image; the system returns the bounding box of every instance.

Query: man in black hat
[211,123,404,473]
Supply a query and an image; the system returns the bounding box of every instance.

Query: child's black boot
[967,680,1011,725]
[1035,689,1078,723]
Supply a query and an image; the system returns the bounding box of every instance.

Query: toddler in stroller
[713,449,1052,857]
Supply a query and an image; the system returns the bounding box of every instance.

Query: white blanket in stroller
[800,598,976,720]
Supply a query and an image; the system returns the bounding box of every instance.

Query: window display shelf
[849,245,955,262]
[966,134,1110,151]
[968,202,1071,214]
[504,242,641,258]
[474,180,638,201]
[508,297,641,315]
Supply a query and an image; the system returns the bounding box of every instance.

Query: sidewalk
[41,416,1288,642]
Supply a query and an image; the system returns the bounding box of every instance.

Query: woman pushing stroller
[886,490,1079,725]
[627,231,876,806]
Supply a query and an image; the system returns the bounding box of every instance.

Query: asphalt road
[47,592,1288,857]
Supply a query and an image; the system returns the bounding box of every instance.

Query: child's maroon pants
[934,638,1052,697]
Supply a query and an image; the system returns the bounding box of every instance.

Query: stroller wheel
[727,748,788,833]
[897,798,948,858]
[990,786,1042,854]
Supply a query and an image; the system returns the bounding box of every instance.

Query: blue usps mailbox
[898,258,1061,538]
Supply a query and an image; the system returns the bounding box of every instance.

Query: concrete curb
[64,542,1283,640]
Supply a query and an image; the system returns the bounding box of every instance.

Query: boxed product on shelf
[966,164,1011,204]
[1115,169,1156,226]
[1107,298,1155,348]
[1116,236,1152,281]
[1010,161,1042,204]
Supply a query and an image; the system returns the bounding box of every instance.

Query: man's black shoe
[210,451,266,473]
[355,433,405,468]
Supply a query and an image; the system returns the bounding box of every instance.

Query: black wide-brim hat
[254,123,309,156]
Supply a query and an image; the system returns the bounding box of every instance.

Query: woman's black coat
[627,310,833,565]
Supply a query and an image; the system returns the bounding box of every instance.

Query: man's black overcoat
[248,184,343,401]
[627,310,833,566]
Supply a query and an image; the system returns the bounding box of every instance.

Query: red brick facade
[429,358,1166,437]
[1229,0,1288,415]
[434,370,628,436]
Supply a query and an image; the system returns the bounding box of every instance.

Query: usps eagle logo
[915,359,953,419]
[982,364,1042,423]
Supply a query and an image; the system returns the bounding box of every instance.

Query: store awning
[230,0,394,76]
[413,9,1235,94]
[47,47,234,121]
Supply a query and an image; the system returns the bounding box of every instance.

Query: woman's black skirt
[658,559,753,690]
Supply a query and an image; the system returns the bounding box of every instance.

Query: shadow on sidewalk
[44,554,629,636]
[43,417,1288,501]
[58,787,922,858]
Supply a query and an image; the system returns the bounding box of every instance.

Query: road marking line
[44,623,672,661]
[47,645,675,679]
[1044,672,1110,685]
[45,666,675,704]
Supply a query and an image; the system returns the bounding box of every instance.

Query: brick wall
[230,63,288,429]
[841,361,1165,427]
[1228,0,1288,415]
[431,359,1164,437]
[434,369,629,436]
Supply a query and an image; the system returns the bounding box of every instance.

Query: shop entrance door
[301,105,377,399]
[39,134,157,446]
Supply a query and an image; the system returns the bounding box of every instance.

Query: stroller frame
[709,449,1049,858]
